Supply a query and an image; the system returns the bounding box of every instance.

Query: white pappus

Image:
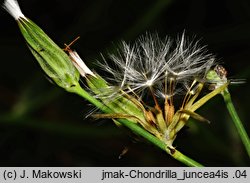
[100,33,216,100]
[3,0,27,20]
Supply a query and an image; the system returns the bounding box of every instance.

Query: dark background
[0,0,249,166]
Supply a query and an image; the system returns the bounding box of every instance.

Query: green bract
[17,17,80,91]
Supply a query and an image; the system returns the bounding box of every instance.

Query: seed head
[101,33,215,99]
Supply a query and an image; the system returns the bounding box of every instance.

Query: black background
[0,0,249,166]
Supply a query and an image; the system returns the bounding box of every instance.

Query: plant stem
[222,89,250,157]
[118,118,203,167]
[71,84,107,112]
[172,150,204,167]
[72,84,203,166]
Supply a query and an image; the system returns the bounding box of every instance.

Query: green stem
[118,118,203,167]
[172,150,204,167]
[222,89,250,157]
[70,84,107,112]
[72,84,203,167]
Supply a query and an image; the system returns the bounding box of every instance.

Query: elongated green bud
[3,0,79,91]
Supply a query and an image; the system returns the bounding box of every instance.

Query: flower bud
[3,0,80,91]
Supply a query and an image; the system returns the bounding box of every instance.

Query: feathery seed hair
[100,33,216,99]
